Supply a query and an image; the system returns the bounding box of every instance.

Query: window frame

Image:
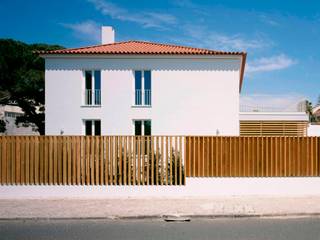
[132,119,152,136]
[83,119,101,136]
[133,70,152,107]
[83,70,101,107]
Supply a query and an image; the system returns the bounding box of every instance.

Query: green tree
[0,119,5,133]
[306,100,316,122]
[0,39,64,134]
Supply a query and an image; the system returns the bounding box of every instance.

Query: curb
[1,213,320,221]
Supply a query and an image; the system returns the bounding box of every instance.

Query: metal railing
[240,101,307,113]
[135,89,151,106]
[85,89,101,105]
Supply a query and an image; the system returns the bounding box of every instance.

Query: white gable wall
[45,56,241,136]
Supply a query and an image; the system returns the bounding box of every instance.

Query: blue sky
[1,0,320,105]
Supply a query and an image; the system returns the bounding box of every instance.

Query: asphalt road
[0,217,320,240]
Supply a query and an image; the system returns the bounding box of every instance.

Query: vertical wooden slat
[156,136,159,185]
[161,136,164,185]
[43,136,48,184]
[127,136,131,185]
[132,136,136,185]
[1,137,6,184]
[67,137,71,185]
[165,136,168,185]
[105,136,109,185]
[90,136,95,185]
[52,136,57,184]
[169,136,173,184]
[137,136,140,185]
[6,137,11,184]
[80,137,85,185]
[123,136,127,185]
[119,136,123,185]
[85,137,89,185]
[114,136,118,185]
[180,136,183,185]
[174,136,178,184]
[146,136,149,185]
[141,136,144,185]
[109,136,113,185]
[75,136,80,185]
[48,136,53,185]
[20,137,26,184]
[62,137,67,185]
[71,136,76,185]
[151,136,154,185]
[95,136,100,185]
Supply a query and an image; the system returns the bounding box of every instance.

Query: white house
[41,26,246,136]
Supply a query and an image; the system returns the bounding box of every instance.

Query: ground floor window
[134,120,151,136]
[84,120,101,136]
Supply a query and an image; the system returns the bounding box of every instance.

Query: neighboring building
[40,26,246,136]
[239,99,309,136]
[312,105,320,122]
[0,104,38,135]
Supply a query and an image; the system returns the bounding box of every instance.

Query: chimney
[101,26,115,44]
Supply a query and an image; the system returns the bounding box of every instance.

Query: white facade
[45,55,242,136]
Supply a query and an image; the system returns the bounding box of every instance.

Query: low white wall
[1,178,320,199]
[308,124,320,136]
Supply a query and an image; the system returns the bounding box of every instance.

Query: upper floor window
[84,70,101,106]
[134,70,151,106]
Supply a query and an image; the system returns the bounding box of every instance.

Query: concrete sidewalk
[1,196,320,219]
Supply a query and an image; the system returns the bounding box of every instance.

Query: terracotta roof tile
[38,40,245,56]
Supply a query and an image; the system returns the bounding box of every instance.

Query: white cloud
[209,33,266,51]
[246,54,297,73]
[179,25,269,51]
[61,20,100,43]
[240,94,307,112]
[87,0,177,29]
[259,14,280,26]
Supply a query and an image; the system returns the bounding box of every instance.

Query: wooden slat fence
[1,136,320,185]
[0,136,185,185]
[185,136,320,177]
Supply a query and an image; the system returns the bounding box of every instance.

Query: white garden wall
[45,55,241,136]
[1,178,320,199]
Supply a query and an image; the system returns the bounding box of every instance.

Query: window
[134,120,151,136]
[84,120,101,136]
[4,111,23,118]
[134,70,151,106]
[84,70,101,105]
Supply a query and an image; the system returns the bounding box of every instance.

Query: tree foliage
[0,39,64,134]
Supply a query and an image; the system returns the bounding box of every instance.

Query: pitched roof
[39,40,246,91]
[38,40,245,56]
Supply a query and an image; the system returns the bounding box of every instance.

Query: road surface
[0,217,320,240]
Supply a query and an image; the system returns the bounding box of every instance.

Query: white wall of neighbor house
[2,178,320,199]
[45,56,241,136]
[308,124,320,136]
[239,112,309,121]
